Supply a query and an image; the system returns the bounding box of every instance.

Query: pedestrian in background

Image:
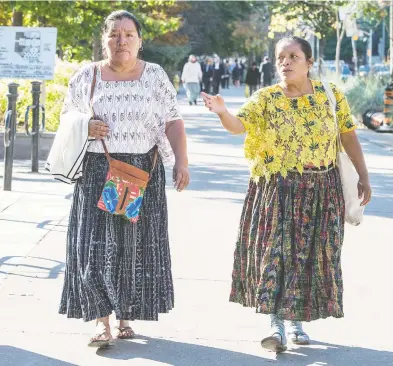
[232,59,242,88]
[201,57,213,93]
[181,54,202,105]
[212,54,225,95]
[48,10,189,348]
[260,56,273,86]
[245,62,260,95]
[202,36,371,353]
[240,60,247,84]
[221,60,231,89]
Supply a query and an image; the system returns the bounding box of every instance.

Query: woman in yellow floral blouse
[202,36,371,353]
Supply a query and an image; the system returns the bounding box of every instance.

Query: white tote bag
[322,81,364,226]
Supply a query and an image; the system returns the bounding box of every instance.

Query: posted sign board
[0,26,57,80]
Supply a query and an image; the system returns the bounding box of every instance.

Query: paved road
[0,87,392,365]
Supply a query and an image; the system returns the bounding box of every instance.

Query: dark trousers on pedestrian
[203,79,211,93]
[249,84,258,95]
[224,77,230,89]
[212,80,220,95]
[263,78,272,87]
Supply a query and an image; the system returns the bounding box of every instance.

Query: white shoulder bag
[322,81,364,226]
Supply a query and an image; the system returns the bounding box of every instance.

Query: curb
[0,132,55,160]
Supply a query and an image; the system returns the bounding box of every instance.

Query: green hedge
[344,76,385,118]
[310,69,386,120]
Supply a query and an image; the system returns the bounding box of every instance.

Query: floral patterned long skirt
[229,166,345,322]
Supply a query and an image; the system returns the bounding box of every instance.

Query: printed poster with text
[0,26,57,80]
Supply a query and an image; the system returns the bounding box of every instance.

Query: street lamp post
[369,28,373,69]
[378,0,393,129]
[390,1,393,76]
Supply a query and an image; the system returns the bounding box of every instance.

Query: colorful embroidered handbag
[90,64,158,223]
[97,140,157,223]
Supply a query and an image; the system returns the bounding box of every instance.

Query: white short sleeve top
[71,62,182,162]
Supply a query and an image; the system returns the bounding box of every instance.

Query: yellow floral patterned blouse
[237,80,356,180]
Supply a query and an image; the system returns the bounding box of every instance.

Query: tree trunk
[319,37,326,60]
[335,11,345,79]
[390,1,393,79]
[248,50,255,66]
[37,16,46,26]
[351,37,358,76]
[92,34,101,61]
[57,44,64,60]
[12,11,23,26]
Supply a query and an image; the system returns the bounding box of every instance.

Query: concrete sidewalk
[0,86,392,365]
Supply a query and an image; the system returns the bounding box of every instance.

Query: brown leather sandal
[88,331,114,348]
[113,326,135,339]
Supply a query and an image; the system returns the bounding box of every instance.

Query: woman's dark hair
[275,36,313,77]
[101,10,142,57]
[103,10,142,37]
[276,36,312,60]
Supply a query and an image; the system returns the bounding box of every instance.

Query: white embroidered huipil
[46,62,181,183]
[88,62,181,160]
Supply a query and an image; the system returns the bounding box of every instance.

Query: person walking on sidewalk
[201,57,213,93]
[245,62,261,96]
[212,55,225,95]
[202,36,371,353]
[48,10,189,348]
[232,59,242,88]
[181,54,202,105]
[260,56,273,87]
[221,60,231,89]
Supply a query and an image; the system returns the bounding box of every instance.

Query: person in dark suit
[245,62,261,95]
[260,56,273,86]
[221,60,231,89]
[232,59,242,88]
[201,57,213,93]
[212,55,225,95]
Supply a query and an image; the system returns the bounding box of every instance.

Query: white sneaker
[261,314,287,353]
[286,321,310,345]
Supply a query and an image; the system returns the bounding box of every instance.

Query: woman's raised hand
[88,120,110,139]
[201,92,227,115]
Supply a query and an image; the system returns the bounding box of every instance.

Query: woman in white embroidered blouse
[57,10,189,347]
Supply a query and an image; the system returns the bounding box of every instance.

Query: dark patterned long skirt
[229,166,345,322]
[59,149,174,322]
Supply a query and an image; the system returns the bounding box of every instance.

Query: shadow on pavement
[278,341,393,365]
[97,336,269,365]
[0,346,76,366]
[95,337,393,365]
[0,256,65,279]
[0,175,55,184]
[0,218,67,230]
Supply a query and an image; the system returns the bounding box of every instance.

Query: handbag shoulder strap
[90,63,112,163]
[90,64,98,106]
[322,80,343,151]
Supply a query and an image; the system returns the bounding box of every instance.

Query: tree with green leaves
[0,1,184,61]
[231,2,271,64]
[176,1,255,57]
[268,0,386,77]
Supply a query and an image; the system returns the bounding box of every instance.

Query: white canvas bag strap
[322,80,343,153]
